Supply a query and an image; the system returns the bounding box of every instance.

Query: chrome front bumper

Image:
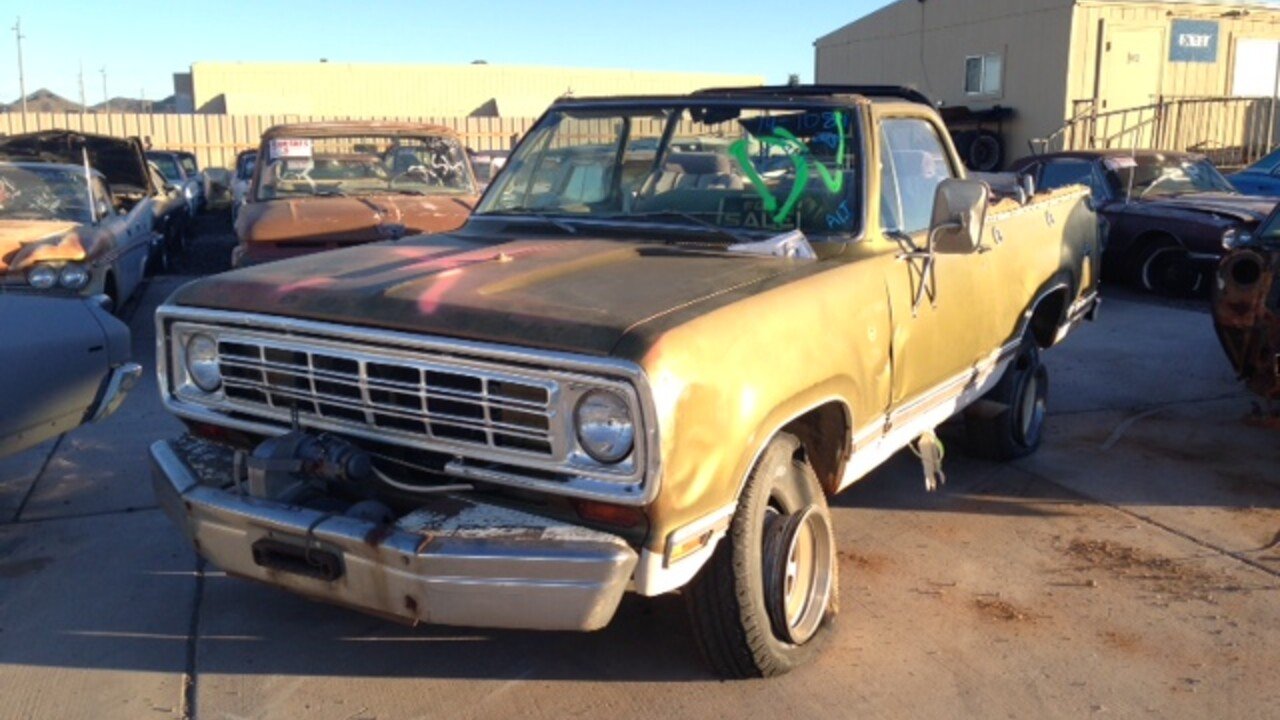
[88,362,143,424]
[150,438,637,631]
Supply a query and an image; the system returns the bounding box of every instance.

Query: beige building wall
[189,63,764,118]
[817,0,1280,165]
[1067,1,1280,107]
[815,0,1077,163]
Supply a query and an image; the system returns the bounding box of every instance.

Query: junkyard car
[150,86,1098,677]
[230,149,256,221]
[1011,150,1277,295]
[231,122,478,267]
[1227,147,1280,197]
[147,161,191,274]
[0,131,160,310]
[0,293,140,458]
[1212,208,1280,406]
[147,150,204,216]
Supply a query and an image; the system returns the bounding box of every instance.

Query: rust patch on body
[1212,248,1280,403]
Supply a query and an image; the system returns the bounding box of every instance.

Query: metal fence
[1033,96,1280,169]
[0,112,540,170]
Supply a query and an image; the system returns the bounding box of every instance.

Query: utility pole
[12,17,27,131]
[100,66,108,113]
[78,61,86,115]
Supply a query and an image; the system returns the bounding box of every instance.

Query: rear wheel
[685,433,838,678]
[965,338,1048,460]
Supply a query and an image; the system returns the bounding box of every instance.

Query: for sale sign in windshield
[1170,20,1218,63]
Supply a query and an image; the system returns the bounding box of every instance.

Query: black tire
[1132,237,1203,296]
[966,130,1004,172]
[965,339,1048,460]
[685,433,838,678]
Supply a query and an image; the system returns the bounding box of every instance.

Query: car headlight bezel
[184,332,222,393]
[1222,227,1253,250]
[574,389,636,464]
[26,264,58,290]
[58,263,90,290]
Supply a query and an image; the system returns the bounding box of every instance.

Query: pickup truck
[149,86,1099,678]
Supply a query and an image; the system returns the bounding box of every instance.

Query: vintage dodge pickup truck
[150,86,1099,677]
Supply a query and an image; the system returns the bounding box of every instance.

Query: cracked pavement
[0,222,1277,719]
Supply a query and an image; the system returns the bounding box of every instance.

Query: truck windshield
[256,134,474,200]
[476,104,862,238]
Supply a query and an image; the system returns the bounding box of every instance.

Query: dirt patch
[1099,629,1142,653]
[1063,538,1244,602]
[838,550,887,573]
[973,597,1033,622]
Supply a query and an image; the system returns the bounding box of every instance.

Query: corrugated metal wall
[0,113,539,170]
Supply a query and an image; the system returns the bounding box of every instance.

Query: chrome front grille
[216,337,557,456]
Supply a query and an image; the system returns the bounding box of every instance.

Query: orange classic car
[232,122,479,267]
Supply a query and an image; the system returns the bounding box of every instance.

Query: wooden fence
[0,112,540,170]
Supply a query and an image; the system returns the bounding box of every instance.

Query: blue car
[1228,148,1280,196]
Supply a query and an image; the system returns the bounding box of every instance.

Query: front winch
[242,431,373,501]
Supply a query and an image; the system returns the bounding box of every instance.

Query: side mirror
[929,178,989,254]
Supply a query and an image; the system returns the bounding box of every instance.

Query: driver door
[878,115,1003,410]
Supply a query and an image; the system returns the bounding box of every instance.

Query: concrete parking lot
[1,222,1277,720]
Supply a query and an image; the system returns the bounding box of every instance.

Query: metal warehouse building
[173,62,763,117]
[815,0,1280,168]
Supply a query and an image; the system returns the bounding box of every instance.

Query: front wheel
[1135,239,1203,296]
[965,339,1048,460]
[685,433,838,678]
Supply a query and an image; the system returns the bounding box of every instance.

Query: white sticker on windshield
[269,138,312,160]
[1104,156,1137,170]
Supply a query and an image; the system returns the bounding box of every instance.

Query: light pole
[12,17,27,131]
[100,66,108,113]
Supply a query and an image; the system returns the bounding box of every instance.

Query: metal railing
[1033,96,1279,170]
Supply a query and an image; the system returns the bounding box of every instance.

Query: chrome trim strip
[156,305,663,506]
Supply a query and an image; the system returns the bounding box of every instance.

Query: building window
[964,53,1003,96]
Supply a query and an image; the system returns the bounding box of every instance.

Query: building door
[1099,26,1165,112]
[1233,39,1280,97]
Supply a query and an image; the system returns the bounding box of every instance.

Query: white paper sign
[269,138,312,159]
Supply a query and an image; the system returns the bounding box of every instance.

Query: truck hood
[0,130,153,195]
[169,234,799,356]
[0,220,89,273]
[1136,192,1276,225]
[237,194,476,245]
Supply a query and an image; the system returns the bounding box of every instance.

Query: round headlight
[574,390,635,464]
[185,333,222,393]
[183,185,195,200]
[1222,228,1239,250]
[27,265,58,290]
[58,263,90,290]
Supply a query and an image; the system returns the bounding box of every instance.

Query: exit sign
[1170,20,1219,63]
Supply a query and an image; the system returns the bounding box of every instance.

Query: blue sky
[2,0,885,103]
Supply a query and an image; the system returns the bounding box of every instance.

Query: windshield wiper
[616,211,752,244]
[314,188,347,197]
[480,210,577,235]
